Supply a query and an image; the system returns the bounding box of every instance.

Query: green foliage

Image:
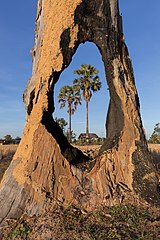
[9,223,30,240]
[57,65,101,141]
[109,204,148,230]
[55,117,68,132]
[58,85,81,114]
[148,123,160,143]
[73,64,102,138]
[73,64,101,103]
[4,134,13,143]
[58,85,81,142]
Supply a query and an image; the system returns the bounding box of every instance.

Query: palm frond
[60,102,66,109]
[58,84,81,114]
[73,64,102,101]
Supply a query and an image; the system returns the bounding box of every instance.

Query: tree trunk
[0,0,159,228]
[68,104,72,143]
[86,100,89,141]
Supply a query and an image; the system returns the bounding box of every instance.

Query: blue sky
[0,1,160,139]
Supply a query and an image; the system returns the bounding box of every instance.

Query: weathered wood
[0,0,159,227]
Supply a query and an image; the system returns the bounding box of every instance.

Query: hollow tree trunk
[0,0,159,228]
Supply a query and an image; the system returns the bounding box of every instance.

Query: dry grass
[148,144,160,173]
[0,145,17,182]
[148,144,160,152]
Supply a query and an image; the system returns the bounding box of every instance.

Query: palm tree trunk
[86,100,89,141]
[69,104,72,143]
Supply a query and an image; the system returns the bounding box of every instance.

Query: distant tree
[58,85,81,142]
[4,135,13,144]
[73,64,101,140]
[15,136,21,139]
[55,117,68,132]
[148,123,160,144]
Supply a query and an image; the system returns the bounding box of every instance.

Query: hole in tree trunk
[49,42,110,164]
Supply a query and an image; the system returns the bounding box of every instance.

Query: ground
[0,144,160,239]
[1,202,160,240]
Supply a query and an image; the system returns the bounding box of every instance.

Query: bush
[9,223,30,240]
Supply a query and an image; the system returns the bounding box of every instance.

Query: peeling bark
[0,0,159,227]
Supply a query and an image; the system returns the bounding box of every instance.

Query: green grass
[10,223,30,240]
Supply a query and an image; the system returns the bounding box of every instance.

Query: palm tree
[73,64,102,140]
[58,85,81,142]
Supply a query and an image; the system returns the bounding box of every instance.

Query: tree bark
[0,0,159,228]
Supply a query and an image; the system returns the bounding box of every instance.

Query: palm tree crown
[58,85,81,142]
[73,64,101,102]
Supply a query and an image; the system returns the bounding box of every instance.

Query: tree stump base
[0,0,159,227]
